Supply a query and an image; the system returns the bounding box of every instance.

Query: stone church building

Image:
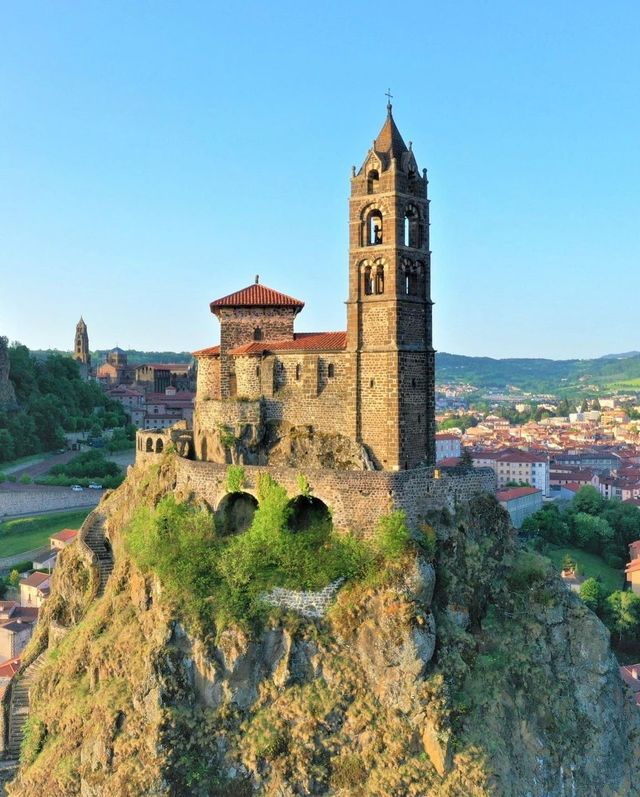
[193,103,435,472]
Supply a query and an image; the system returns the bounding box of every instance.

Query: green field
[0,510,89,558]
[544,545,624,593]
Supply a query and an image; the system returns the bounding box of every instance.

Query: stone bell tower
[73,317,91,379]
[346,100,435,470]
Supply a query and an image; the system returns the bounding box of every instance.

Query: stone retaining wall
[172,457,496,536]
[0,486,101,518]
[262,578,345,618]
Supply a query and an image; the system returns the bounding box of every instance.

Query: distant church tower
[73,317,91,378]
[347,100,435,470]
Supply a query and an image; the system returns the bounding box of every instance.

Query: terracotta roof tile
[193,345,221,357]
[228,332,347,356]
[210,283,304,311]
[50,529,78,544]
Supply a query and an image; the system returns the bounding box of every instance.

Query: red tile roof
[210,283,304,311]
[0,657,20,678]
[228,331,347,356]
[50,529,78,544]
[437,457,462,468]
[560,482,582,493]
[435,433,460,441]
[20,572,50,589]
[497,486,542,502]
[193,345,221,358]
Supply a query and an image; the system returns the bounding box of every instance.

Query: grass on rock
[125,474,416,635]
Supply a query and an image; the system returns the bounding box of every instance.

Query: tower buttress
[347,102,435,470]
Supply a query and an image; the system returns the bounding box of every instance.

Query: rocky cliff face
[6,458,640,796]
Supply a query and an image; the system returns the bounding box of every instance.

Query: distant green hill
[436,352,640,394]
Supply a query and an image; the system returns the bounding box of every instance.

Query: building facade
[193,103,435,471]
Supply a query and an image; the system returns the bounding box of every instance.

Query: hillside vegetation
[7,454,640,796]
[436,351,640,393]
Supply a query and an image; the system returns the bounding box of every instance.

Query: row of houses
[107,384,195,430]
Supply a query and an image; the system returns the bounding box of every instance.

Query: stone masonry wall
[0,486,101,518]
[169,456,496,537]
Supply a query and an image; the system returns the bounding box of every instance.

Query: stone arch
[404,203,421,248]
[367,168,379,194]
[155,438,164,454]
[216,492,259,535]
[360,205,384,247]
[145,437,153,452]
[287,495,332,533]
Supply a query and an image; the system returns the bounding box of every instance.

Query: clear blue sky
[1,1,639,359]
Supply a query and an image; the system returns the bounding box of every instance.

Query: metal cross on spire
[385,88,393,112]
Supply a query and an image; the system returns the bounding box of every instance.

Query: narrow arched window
[364,265,373,295]
[367,169,379,194]
[375,264,384,295]
[327,363,335,378]
[295,363,301,381]
[404,205,420,248]
[366,210,383,246]
[253,327,263,341]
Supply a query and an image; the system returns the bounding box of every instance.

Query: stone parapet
[173,457,496,536]
[262,578,345,618]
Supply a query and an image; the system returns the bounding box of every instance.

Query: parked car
[70,484,84,492]
[88,483,103,490]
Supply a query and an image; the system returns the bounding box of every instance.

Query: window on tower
[363,265,373,295]
[375,264,385,294]
[367,169,379,194]
[253,327,263,341]
[404,205,420,248]
[365,210,383,246]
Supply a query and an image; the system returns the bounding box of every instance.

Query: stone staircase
[82,513,114,595]
[5,655,45,760]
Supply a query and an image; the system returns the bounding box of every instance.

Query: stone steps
[81,514,114,597]
[5,656,46,758]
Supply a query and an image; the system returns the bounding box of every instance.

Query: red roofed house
[0,601,39,662]
[187,104,437,472]
[497,486,543,528]
[50,528,78,550]
[20,572,50,608]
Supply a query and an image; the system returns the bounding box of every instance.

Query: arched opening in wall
[375,264,385,295]
[327,363,335,378]
[363,264,373,296]
[155,438,164,454]
[256,366,261,378]
[367,169,379,194]
[404,205,420,248]
[295,363,301,381]
[229,372,237,397]
[216,492,258,536]
[366,210,383,246]
[287,495,332,534]
[201,436,208,461]
[145,438,153,452]
[253,327,263,341]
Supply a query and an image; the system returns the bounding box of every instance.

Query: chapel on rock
[192,103,435,472]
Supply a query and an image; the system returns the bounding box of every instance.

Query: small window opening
[256,366,261,378]
[412,378,416,388]
[364,265,373,295]
[367,169,379,194]
[295,363,301,381]
[375,264,384,294]
[366,210,383,245]
[253,327,263,341]
[404,206,420,248]
[327,363,335,378]
[369,378,375,388]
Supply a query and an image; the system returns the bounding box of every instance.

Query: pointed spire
[374,106,408,163]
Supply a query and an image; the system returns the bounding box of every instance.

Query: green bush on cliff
[125,477,377,634]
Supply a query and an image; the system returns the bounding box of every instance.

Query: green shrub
[226,465,246,494]
[373,511,411,560]
[419,522,437,561]
[7,474,16,483]
[0,472,6,483]
[296,472,311,497]
[8,561,33,576]
[507,551,550,590]
[19,474,32,485]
